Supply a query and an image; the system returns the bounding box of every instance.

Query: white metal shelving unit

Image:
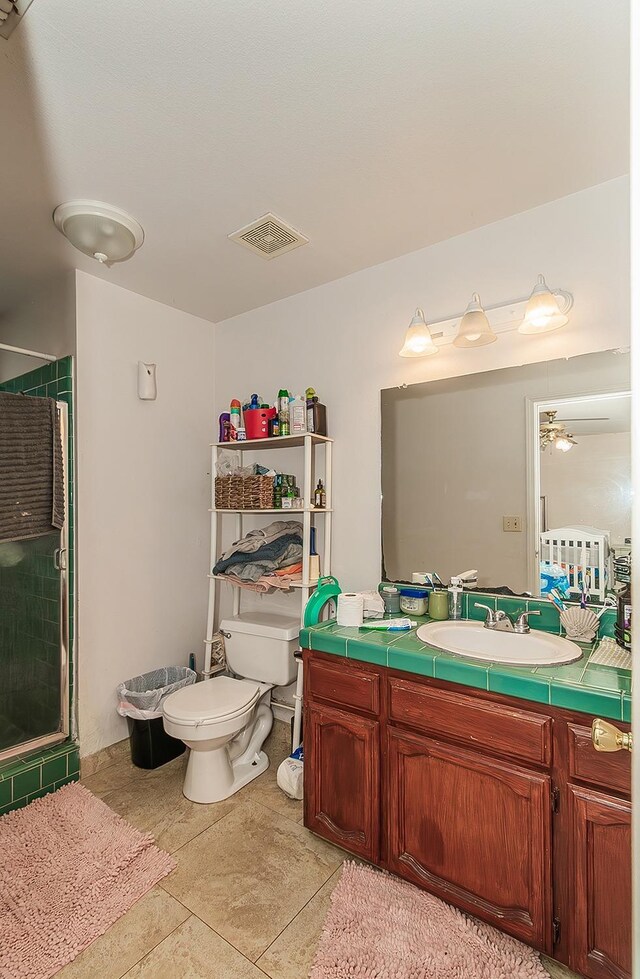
[203,433,333,684]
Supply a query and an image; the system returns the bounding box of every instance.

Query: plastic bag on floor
[117,666,197,720]
[276,744,304,800]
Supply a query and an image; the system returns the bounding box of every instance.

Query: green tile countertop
[300,611,632,723]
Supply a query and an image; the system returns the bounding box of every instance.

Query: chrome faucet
[474,604,541,634]
[514,610,541,634]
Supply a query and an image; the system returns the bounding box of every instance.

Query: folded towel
[219,572,302,594]
[0,392,64,543]
[223,542,304,582]
[213,532,302,577]
[219,520,303,562]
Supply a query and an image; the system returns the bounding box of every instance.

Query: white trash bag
[117,666,197,721]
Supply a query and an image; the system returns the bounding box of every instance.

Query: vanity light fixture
[453,293,496,347]
[518,275,572,335]
[398,308,438,358]
[399,274,573,361]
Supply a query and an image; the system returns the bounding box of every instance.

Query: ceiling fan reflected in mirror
[539,410,578,452]
[538,409,611,452]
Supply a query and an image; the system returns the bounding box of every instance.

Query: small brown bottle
[313,479,325,509]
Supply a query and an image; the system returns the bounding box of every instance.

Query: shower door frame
[0,400,70,764]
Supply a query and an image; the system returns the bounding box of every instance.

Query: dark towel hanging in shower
[0,392,65,542]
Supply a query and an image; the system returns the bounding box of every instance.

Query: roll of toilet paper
[337,593,364,627]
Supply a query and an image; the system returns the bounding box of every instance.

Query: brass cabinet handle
[592,718,633,753]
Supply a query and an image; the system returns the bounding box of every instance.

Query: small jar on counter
[399,586,429,616]
[381,585,401,615]
[428,589,449,621]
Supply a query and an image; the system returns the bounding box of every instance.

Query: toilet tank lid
[220,612,300,642]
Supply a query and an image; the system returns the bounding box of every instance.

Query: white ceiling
[0,0,629,324]
[540,392,631,438]
[551,394,632,436]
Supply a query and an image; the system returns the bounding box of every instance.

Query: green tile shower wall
[0,741,79,816]
[0,357,77,810]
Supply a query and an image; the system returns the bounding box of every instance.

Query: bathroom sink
[416,620,582,667]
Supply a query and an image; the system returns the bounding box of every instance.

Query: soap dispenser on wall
[138,362,157,400]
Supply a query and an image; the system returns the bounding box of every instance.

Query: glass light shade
[53,201,144,265]
[453,293,496,347]
[399,308,438,357]
[555,435,574,452]
[519,275,569,334]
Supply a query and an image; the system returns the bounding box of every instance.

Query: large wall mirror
[381,350,631,603]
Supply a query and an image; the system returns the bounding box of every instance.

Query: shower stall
[0,373,72,765]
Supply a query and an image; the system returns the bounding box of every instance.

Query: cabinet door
[304,702,380,861]
[570,785,631,979]
[386,726,551,950]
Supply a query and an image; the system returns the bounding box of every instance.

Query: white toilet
[163,612,299,804]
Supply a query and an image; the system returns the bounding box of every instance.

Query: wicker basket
[215,475,274,510]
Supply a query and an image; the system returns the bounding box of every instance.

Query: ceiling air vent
[228,213,308,260]
[1,0,35,39]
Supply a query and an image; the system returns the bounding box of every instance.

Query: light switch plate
[503,516,522,532]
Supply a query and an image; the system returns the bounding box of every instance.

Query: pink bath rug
[311,862,552,979]
[0,781,175,979]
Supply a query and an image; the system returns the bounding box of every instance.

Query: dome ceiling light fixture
[53,201,144,266]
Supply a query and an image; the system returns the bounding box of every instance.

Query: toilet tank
[219,612,299,686]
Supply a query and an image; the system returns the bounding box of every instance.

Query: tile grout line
[157,891,279,976]
[115,911,191,979]
[255,861,343,967]
[158,797,341,968]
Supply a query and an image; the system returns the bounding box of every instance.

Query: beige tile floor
[56,722,581,979]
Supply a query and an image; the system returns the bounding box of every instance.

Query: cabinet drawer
[567,723,631,796]
[307,657,380,715]
[388,676,552,766]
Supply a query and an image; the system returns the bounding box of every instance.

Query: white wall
[214,178,630,592]
[0,271,76,382]
[75,272,215,755]
[541,431,632,544]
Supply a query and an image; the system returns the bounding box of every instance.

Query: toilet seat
[163,676,261,726]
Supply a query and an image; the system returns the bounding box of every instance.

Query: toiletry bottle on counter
[382,586,401,615]
[448,577,464,620]
[616,583,632,651]
[278,389,290,436]
[399,586,429,616]
[428,589,449,621]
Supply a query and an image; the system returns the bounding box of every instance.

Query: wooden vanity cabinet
[386,725,552,949]
[304,702,380,861]
[566,723,632,979]
[303,650,631,979]
[303,657,381,861]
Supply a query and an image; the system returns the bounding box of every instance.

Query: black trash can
[117,666,197,771]
[127,716,185,769]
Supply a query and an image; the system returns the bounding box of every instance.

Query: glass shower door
[0,399,69,762]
